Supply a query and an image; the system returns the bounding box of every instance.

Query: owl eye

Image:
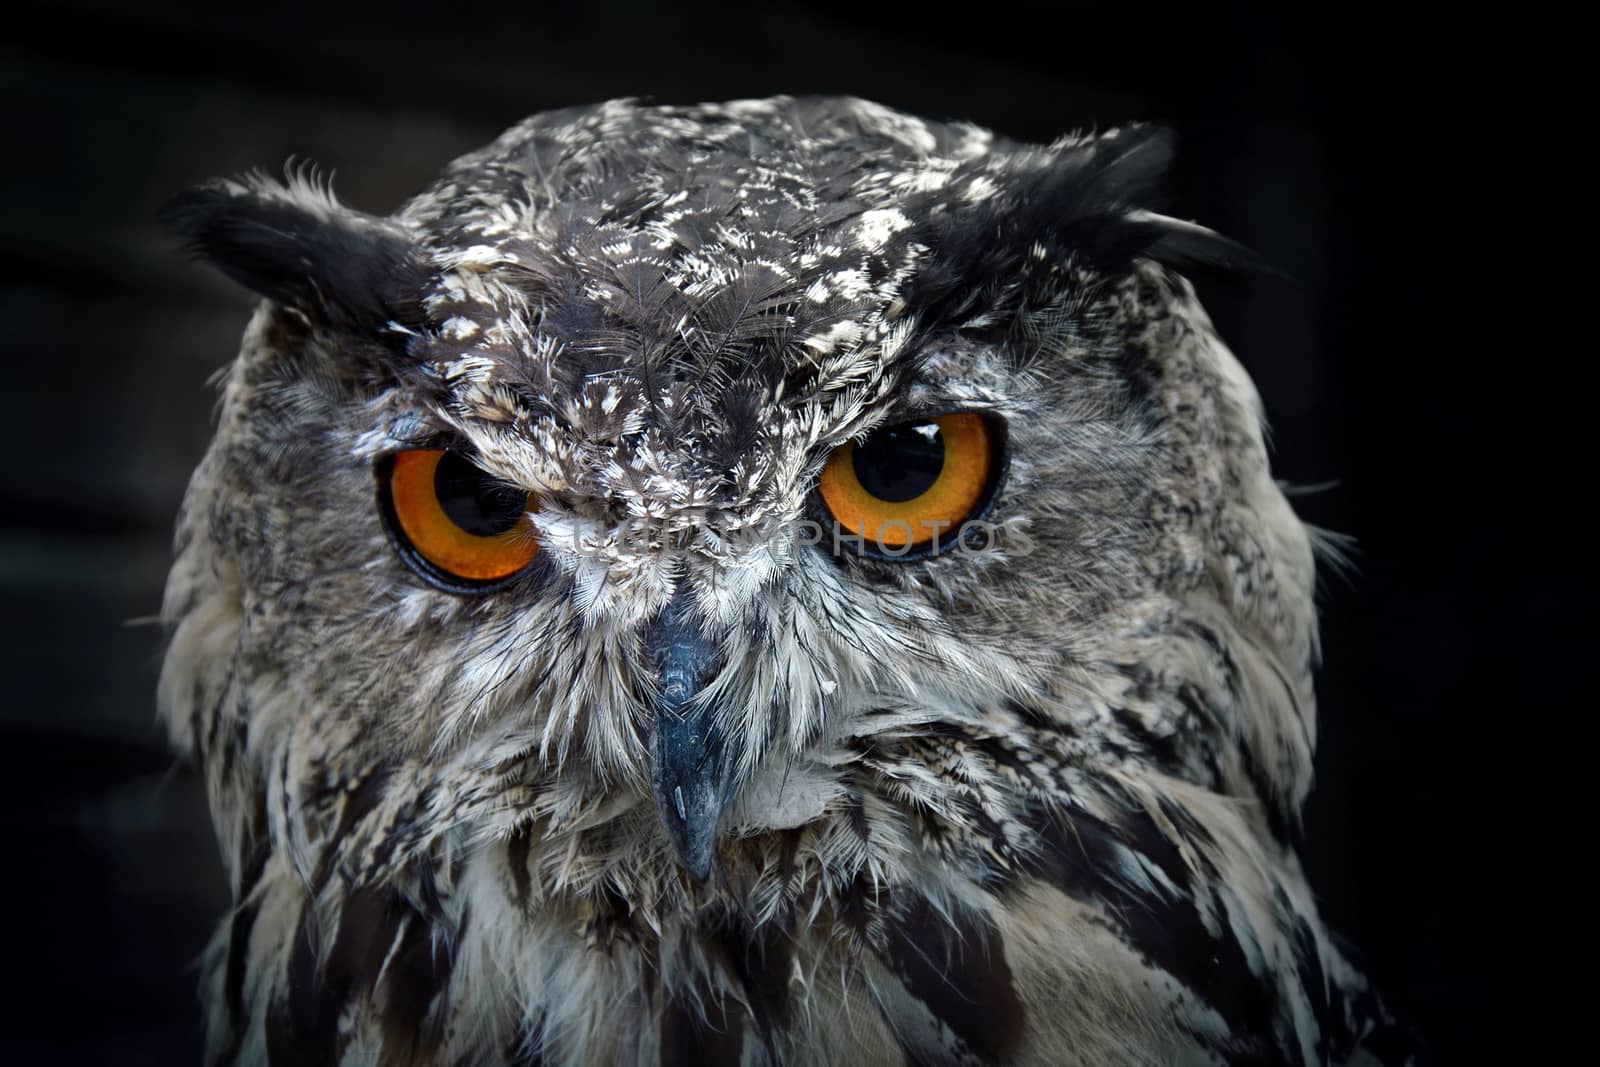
[380,449,539,588]
[815,413,1003,556]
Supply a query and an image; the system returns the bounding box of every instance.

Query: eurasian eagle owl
[159,97,1405,1065]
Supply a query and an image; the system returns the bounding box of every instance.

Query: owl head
[159,96,1313,908]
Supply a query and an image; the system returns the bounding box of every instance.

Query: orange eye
[383,449,538,586]
[816,413,1001,555]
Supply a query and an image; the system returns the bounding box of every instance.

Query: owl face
[162,96,1293,890]
[154,98,1404,1067]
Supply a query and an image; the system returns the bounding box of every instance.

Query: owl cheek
[641,585,736,880]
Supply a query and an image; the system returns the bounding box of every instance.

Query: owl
[159,96,1407,1065]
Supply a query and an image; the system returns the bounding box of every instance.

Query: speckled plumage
[159,96,1407,1065]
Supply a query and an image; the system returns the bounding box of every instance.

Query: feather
[161,169,427,336]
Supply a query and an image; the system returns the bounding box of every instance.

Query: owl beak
[643,586,734,881]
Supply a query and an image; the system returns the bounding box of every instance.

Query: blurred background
[1,3,1545,1062]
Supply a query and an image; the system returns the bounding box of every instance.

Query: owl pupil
[433,453,525,536]
[853,421,945,502]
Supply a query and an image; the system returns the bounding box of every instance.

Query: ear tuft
[1001,125,1275,275]
[902,126,1277,325]
[1122,210,1278,277]
[160,168,427,334]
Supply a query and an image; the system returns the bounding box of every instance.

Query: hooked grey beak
[643,586,734,880]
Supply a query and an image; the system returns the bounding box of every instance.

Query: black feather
[902,126,1271,329]
[160,174,427,335]
[876,894,1027,1063]
[1020,797,1279,1062]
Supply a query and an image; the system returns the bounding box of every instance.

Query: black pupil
[852,420,945,502]
[433,453,526,536]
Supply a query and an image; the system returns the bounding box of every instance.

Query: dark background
[1,3,1549,1063]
